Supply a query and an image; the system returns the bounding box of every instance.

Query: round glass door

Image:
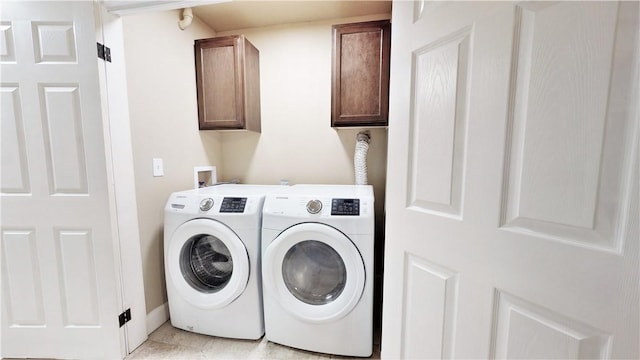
[282,240,346,305]
[180,234,233,293]
[263,223,365,323]
[167,219,249,309]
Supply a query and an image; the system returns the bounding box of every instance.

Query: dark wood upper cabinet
[331,20,391,127]
[195,35,261,131]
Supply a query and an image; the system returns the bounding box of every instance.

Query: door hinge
[118,308,131,327]
[97,42,111,62]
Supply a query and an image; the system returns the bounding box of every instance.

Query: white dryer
[261,184,374,357]
[164,184,280,339]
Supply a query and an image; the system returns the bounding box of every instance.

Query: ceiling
[103,0,391,33]
[191,1,392,32]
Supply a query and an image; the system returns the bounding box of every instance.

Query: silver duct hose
[354,131,370,185]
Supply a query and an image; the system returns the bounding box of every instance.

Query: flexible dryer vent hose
[354,131,371,185]
[178,8,193,30]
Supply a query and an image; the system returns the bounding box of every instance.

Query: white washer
[261,184,374,357]
[164,184,281,339]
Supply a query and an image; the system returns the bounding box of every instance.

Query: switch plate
[152,158,164,177]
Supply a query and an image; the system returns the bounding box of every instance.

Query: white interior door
[382,1,638,358]
[1,1,123,358]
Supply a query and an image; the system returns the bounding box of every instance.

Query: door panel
[501,2,635,251]
[40,85,89,194]
[401,255,458,359]
[56,230,100,326]
[1,2,122,358]
[383,1,638,358]
[1,229,44,326]
[491,291,611,358]
[1,85,30,193]
[32,21,78,63]
[408,28,470,219]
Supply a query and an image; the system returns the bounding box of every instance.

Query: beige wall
[123,11,390,317]
[122,10,222,313]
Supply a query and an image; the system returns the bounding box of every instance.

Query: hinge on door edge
[118,308,131,327]
[97,42,112,62]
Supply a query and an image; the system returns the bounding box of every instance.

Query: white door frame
[95,2,148,354]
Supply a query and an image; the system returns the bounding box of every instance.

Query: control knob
[306,199,322,214]
[199,198,214,211]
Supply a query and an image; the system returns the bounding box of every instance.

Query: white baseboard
[146,302,169,335]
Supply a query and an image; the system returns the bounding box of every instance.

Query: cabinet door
[332,20,391,127]
[195,35,260,131]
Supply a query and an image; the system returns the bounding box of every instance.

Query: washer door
[168,218,249,309]
[263,222,365,323]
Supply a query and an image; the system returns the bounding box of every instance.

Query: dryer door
[168,219,249,309]
[263,222,365,323]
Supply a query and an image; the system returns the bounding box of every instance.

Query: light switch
[153,158,164,177]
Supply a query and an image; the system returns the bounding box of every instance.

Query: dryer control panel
[331,198,360,216]
[220,197,247,213]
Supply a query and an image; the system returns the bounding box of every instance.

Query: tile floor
[126,321,381,360]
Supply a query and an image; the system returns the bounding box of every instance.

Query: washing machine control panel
[220,197,247,213]
[331,198,360,216]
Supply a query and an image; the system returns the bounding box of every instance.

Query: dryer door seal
[168,218,249,309]
[263,222,365,323]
